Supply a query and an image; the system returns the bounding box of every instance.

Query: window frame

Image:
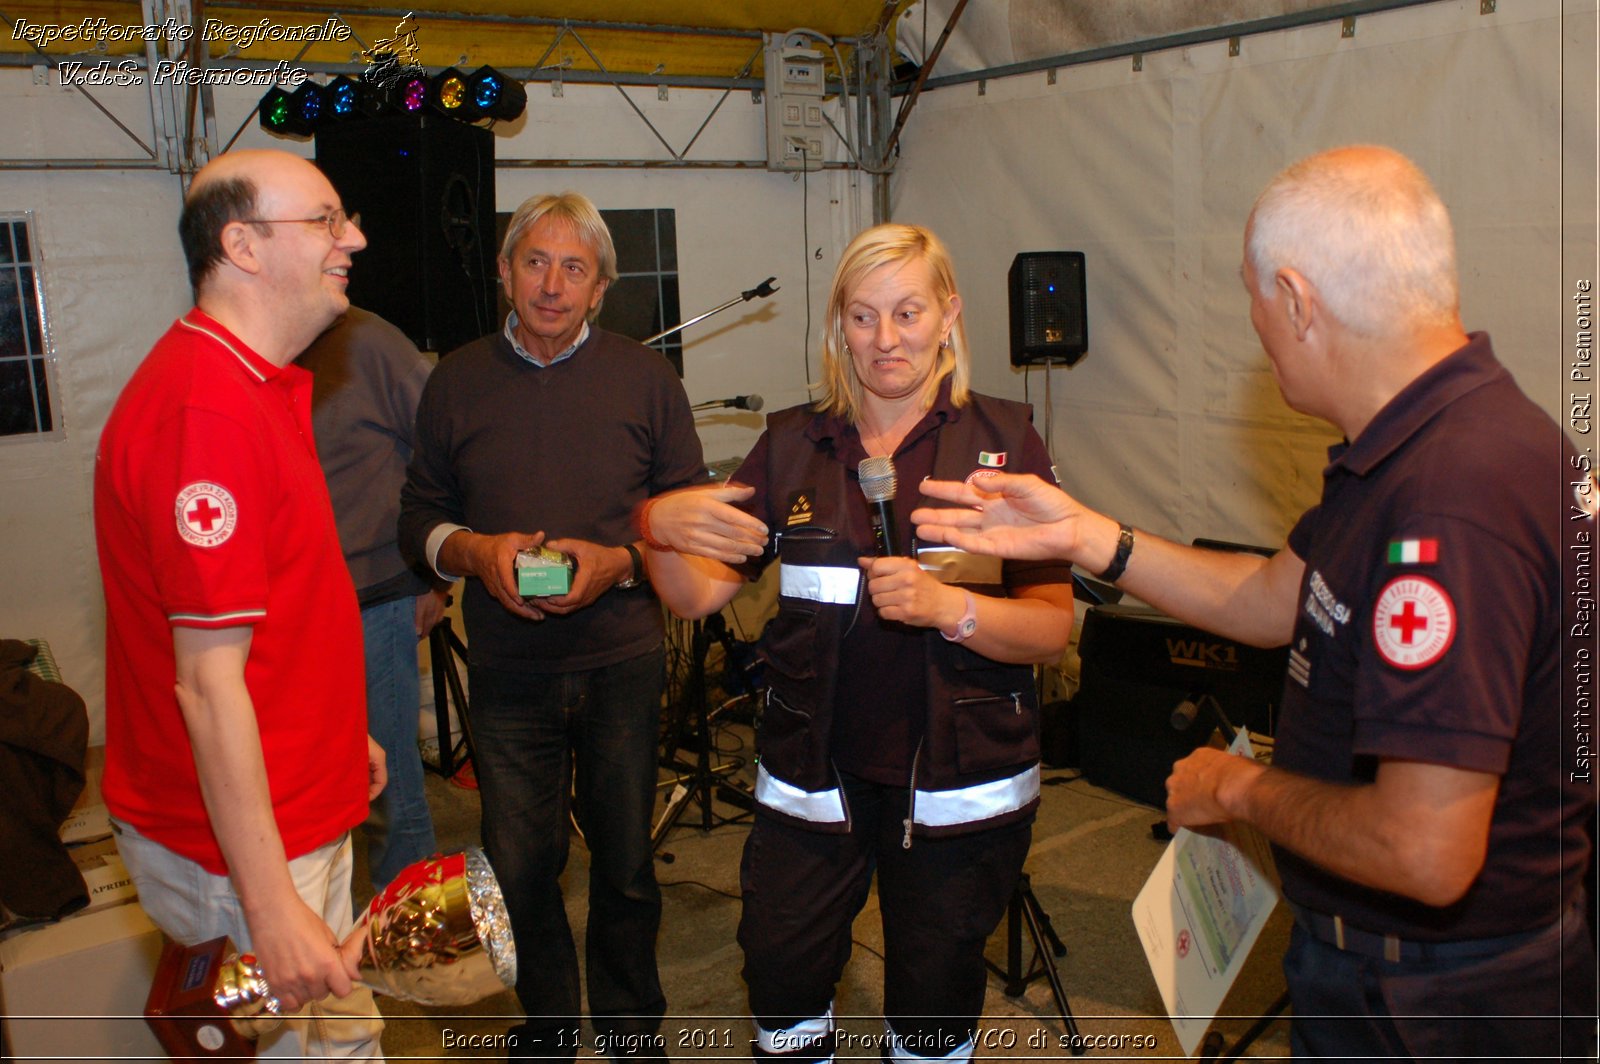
[0,210,63,443]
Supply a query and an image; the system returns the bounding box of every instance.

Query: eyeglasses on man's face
[242,209,361,239]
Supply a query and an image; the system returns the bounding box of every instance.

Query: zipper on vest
[954,692,1025,713]
[903,738,924,850]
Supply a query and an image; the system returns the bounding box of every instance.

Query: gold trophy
[146,849,516,1057]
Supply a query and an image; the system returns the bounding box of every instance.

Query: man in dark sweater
[399,192,704,1061]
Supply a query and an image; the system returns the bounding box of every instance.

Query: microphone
[741,277,779,301]
[857,456,904,556]
[691,394,764,412]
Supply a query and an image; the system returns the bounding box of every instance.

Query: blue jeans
[362,596,438,889]
[469,648,667,1041]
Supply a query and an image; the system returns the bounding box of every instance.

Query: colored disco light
[395,74,429,113]
[465,66,526,121]
[431,68,469,114]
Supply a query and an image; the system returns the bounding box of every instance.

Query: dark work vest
[750,392,1046,839]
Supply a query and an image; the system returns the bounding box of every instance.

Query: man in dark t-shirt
[913,146,1597,1059]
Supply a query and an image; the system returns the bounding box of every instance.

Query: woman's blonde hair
[816,223,969,422]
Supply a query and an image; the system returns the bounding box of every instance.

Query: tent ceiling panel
[895,0,1445,79]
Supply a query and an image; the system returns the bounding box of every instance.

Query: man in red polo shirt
[94,149,386,1058]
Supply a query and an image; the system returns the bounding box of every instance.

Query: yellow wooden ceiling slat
[1,0,897,74]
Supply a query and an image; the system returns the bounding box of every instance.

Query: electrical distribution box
[764,34,826,172]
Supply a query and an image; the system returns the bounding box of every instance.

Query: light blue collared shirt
[504,313,589,367]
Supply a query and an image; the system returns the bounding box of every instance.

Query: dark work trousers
[1283,895,1597,1062]
[738,771,1033,1061]
[470,649,668,1060]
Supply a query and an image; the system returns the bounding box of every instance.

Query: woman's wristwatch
[940,589,978,643]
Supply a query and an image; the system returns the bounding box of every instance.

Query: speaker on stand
[1009,251,1087,460]
[315,113,497,355]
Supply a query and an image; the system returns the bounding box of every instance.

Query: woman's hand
[859,556,966,632]
[643,484,769,563]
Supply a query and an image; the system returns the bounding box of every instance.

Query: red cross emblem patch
[1372,575,1455,670]
[175,482,238,548]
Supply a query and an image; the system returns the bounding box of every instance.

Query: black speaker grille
[316,114,496,355]
[1008,251,1087,367]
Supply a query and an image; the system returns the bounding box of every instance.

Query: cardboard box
[516,546,573,597]
[70,838,137,916]
[0,901,167,1064]
[1,746,163,1062]
[59,745,112,846]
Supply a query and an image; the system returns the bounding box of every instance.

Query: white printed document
[1131,731,1280,1057]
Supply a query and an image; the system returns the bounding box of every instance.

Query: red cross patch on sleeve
[175,482,239,548]
[1372,575,1456,670]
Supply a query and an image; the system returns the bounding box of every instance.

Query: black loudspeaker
[1008,251,1087,367]
[1075,671,1213,807]
[316,114,496,354]
[1071,603,1288,806]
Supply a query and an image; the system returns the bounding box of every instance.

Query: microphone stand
[642,277,779,346]
[645,278,777,853]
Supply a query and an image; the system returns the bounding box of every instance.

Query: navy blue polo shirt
[1274,333,1593,939]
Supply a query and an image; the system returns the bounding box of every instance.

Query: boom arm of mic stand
[642,277,780,347]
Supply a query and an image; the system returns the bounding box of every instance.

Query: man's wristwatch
[1097,523,1135,584]
[615,543,646,590]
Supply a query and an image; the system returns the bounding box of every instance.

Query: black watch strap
[1096,523,1135,583]
[618,542,645,589]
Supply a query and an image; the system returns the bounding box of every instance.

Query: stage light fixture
[326,76,365,119]
[429,67,470,116]
[326,77,357,118]
[328,75,386,120]
[465,65,526,121]
[258,86,319,137]
[291,82,326,128]
[389,72,430,114]
[271,67,523,137]
[259,87,291,131]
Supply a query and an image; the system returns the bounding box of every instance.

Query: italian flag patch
[1387,538,1438,564]
[978,451,1007,468]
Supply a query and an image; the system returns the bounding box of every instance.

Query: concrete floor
[352,721,1293,1061]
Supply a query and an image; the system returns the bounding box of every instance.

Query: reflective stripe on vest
[913,763,1040,828]
[755,1003,835,1056]
[779,562,860,605]
[885,1019,975,1063]
[914,545,1004,588]
[754,762,848,824]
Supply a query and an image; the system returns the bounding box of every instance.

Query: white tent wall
[0,46,207,738]
[890,0,1595,552]
[0,74,860,741]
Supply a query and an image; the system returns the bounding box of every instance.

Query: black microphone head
[740,394,764,412]
[858,455,896,504]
